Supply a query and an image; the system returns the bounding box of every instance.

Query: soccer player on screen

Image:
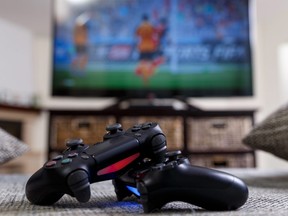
[154,17,168,66]
[135,14,158,85]
[72,12,90,73]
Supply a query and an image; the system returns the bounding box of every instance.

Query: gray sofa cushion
[0,127,29,164]
[243,104,288,160]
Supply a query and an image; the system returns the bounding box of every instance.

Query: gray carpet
[1,169,288,215]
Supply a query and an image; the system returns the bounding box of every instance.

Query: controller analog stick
[66,138,84,149]
[106,123,123,134]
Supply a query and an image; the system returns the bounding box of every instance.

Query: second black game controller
[113,151,249,213]
[25,122,167,205]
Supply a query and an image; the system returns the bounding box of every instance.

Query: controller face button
[53,155,64,161]
[61,158,72,165]
[45,161,57,167]
[80,154,90,160]
[68,152,78,158]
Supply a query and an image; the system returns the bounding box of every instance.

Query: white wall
[251,0,288,168]
[0,19,35,106]
[1,0,288,169]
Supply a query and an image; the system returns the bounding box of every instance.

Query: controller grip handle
[137,165,249,213]
[26,168,91,205]
[25,169,64,205]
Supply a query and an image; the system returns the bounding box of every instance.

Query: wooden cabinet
[48,106,255,168]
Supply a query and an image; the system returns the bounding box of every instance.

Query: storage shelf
[47,102,255,168]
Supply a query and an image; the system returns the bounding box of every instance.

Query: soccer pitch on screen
[53,64,251,91]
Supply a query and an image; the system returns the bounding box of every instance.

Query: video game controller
[113,151,249,213]
[25,122,167,205]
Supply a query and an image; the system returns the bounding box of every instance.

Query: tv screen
[52,0,253,98]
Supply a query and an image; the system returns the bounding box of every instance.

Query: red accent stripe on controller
[97,153,140,176]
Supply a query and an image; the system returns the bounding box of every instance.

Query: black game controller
[113,151,249,213]
[25,122,167,205]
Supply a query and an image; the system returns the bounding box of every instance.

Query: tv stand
[47,104,255,168]
[109,97,202,112]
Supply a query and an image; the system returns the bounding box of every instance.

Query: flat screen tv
[52,0,253,98]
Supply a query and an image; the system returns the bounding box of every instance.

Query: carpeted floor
[1,169,288,215]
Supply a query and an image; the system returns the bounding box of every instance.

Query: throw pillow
[0,127,29,164]
[243,104,288,161]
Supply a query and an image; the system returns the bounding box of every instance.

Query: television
[52,0,253,99]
